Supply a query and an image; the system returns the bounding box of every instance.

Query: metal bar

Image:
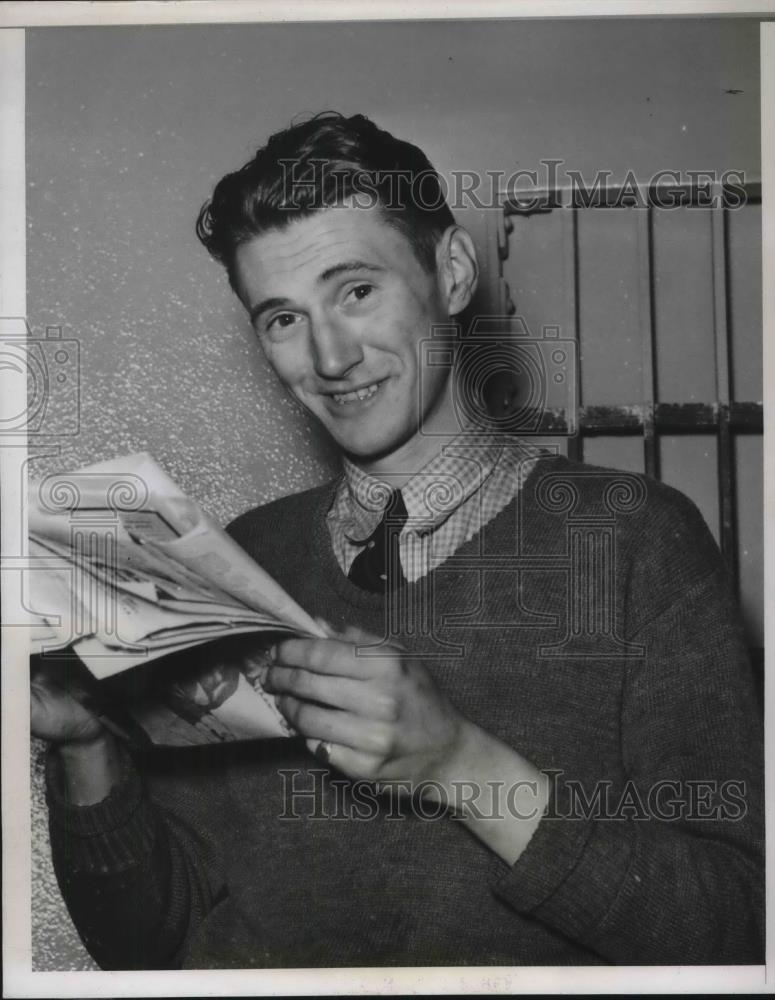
[711,196,737,584]
[496,211,510,316]
[483,206,506,318]
[563,204,583,463]
[727,179,761,203]
[636,205,658,477]
[502,179,761,216]
[533,402,762,435]
[655,401,761,432]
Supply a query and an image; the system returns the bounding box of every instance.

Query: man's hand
[31,658,106,746]
[265,624,550,865]
[265,625,468,790]
[31,658,124,805]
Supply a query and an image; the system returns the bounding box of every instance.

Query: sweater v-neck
[311,452,565,612]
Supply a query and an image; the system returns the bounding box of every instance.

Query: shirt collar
[333,432,504,543]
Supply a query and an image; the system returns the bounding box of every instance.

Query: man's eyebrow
[317,260,385,284]
[249,297,289,326]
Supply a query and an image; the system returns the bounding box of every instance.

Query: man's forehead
[235,206,408,280]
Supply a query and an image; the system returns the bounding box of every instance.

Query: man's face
[233,206,460,470]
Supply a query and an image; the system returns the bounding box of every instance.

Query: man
[34,112,763,968]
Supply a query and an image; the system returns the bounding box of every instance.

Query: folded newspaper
[28,453,326,748]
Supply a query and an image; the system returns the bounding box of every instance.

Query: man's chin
[335,426,415,469]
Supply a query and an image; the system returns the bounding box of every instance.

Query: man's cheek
[269,358,306,399]
[261,340,298,380]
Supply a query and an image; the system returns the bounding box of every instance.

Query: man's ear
[436,225,479,317]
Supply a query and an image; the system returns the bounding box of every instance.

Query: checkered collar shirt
[327,431,546,583]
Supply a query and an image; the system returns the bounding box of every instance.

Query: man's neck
[344,378,465,487]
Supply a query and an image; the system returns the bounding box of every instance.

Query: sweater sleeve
[492,495,764,964]
[45,743,226,970]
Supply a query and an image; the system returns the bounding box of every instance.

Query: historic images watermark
[279,157,750,212]
[278,768,749,823]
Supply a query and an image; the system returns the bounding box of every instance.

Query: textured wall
[27,17,762,970]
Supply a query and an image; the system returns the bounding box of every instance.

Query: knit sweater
[45,455,764,968]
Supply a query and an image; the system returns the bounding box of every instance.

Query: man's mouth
[330,380,383,406]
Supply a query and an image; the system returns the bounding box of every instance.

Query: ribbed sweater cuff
[494,791,633,941]
[45,748,155,873]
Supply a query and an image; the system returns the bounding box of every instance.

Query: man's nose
[310,316,363,380]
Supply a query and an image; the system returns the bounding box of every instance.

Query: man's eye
[268,313,298,331]
[349,284,373,302]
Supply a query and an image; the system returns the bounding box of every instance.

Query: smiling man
[233,207,466,470]
[37,112,764,969]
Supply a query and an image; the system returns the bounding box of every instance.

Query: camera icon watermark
[0,317,80,436]
[418,315,576,436]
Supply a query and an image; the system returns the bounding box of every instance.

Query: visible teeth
[333,382,379,405]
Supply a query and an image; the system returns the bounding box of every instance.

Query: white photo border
[2,2,772,995]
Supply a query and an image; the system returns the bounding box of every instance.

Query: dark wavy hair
[196,112,455,290]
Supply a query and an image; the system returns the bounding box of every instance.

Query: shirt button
[379,573,387,580]
[367,540,376,549]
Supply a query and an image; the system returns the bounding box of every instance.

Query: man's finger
[273,637,355,675]
[275,695,394,757]
[333,623,408,653]
[304,738,386,781]
[273,636,403,677]
[264,665,399,721]
[337,623,380,644]
[273,637,381,677]
[313,616,338,638]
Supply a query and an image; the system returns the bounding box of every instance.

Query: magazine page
[31,637,292,747]
[66,452,326,636]
[27,453,321,741]
[119,643,292,746]
[27,453,325,678]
